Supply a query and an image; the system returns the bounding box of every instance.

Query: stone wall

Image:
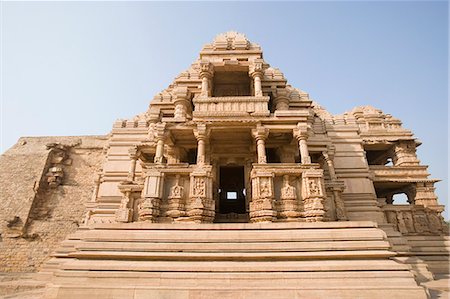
[0,135,106,272]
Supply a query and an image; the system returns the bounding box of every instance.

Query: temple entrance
[216,166,247,222]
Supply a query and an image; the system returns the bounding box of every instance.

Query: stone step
[408,240,450,247]
[74,240,391,252]
[407,236,450,241]
[74,227,386,243]
[69,249,395,260]
[60,259,410,272]
[50,286,427,299]
[88,221,378,230]
[51,270,419,288]
[38,221,429,299]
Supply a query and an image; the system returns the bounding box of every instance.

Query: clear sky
[1,1,448,218]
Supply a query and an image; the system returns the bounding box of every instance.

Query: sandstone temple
[0,32,448,298]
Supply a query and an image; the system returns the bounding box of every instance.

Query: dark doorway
[218,166,246,215]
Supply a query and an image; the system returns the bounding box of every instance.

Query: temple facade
[0,32,448,298]
[84,31,445,230]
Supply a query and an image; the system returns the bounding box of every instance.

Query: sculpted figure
[260,178,271,198]
[308,180,320,196]
[281,175,296,200]
[396,212,408,234]
[169,175,184,199]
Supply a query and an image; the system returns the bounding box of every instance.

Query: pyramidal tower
[1,32,448,298]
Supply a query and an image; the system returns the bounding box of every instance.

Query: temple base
[40,221,427,299]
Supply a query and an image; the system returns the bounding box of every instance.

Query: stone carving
[260,178,271,198]
[278,175,299,221]
[281,176,296,200]
[308,180,321,196]
[193,96,270,117]
[213,31,250,50]
[187,167,214,223]
[115,190,133,223]
[167,175,186,219]
[383,205,447,236]
[138,197,154,222]
[169,176,184,199]
[301,171,326,222]
[193,177,206,197]
[46,166,64,188]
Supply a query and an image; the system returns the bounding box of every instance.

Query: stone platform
[37,221,427,299]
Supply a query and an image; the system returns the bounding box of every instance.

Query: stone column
[116,190,133,223]
[187,166,214,223]
[294,123,311,164]
[153,123,166,164]
[301,169,326,222]
[273,89,290,111]
[199,60,214,97]
[252,124,269,164]
[127,146,139,182]
[390,140,420,166]
[173,86,191,120]
[414,182,439,207]
[194,124,210,165]
[249,170,276,222]
[138,170,164,222]
[250,59,264,97]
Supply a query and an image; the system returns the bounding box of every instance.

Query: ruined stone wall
[0,135,107,272]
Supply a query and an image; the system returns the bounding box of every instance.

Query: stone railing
[369,165,430,182]
[249,164,327,223]
[114,163,215,224]
[192,96,270,117]
[382,204,448,236]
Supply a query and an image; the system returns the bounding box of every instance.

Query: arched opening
[392,193,410,205]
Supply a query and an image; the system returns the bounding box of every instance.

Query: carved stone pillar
[325,182,348,221]
[127,146,139,182]
[322,150,348,221]
[153,123,166,164]
[250,170,276,222]
[414,181,439,207]
[187,166,214,223]
[199,60,214,97]
[173,86,191,120]
[249,59,264,97]
[294,124,311,164]
[302,169,326,222]
[390,140,420,166]
[278,175,300,221]
[166,175,186,220]
[116,191,133,222]
[138,170,164,222]
[116,183,144,223]
[273,89,290,110]
[252,124,269,164]
[194,124,210,165]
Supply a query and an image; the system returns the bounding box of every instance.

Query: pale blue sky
[1,1,448,218]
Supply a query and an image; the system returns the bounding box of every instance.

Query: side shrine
[0,32,448,299]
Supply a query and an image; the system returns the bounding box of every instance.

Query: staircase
[38,221,427,299]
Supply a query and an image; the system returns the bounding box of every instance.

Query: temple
[0,32,448,298]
